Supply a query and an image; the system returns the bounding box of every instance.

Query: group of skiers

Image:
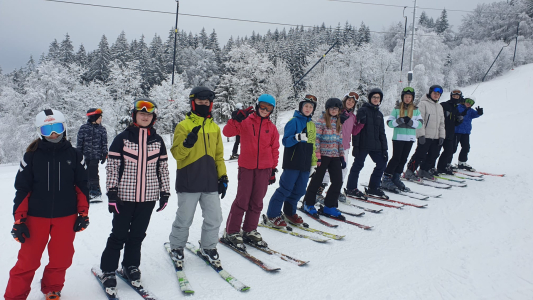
[5,84,483,300]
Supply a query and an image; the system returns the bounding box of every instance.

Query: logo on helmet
[44,116,56,123]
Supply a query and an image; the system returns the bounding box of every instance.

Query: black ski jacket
[353,102,388,152]
[440,98,463,140]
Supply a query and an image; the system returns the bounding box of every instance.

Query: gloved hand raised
[295,132,308,142]
[11,219,30,243]
[157,192,170,212]
[107,188,124,214]
[475,106,483,116]
[233,107,254,122]
[183,125,202,148]
[73,215,90,232]
[218,175,229,199]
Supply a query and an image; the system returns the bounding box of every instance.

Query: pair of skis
[297,206,373,230]
[91,267,158,300]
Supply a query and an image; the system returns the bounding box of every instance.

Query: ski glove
[218,175,229,199]
[402,116,411,124]
[100,155,107,164]
[418,136,426,145]
[356,111,367,124]
[475,106,483,116]
[339,112,349,124]
[107,188,124,214]
[268,168,278,185]
[438,138,444,146]
[340,156,346,169]
[396,117,405,125]
[456,115,464,123]
[383,151,388,162]
[73,215,89,232]
[11,219,30,243]
[317,159,322,167]
[157,192,170,212]
[295,132,308,142]
[233,107,254,122]
[183,125,202,148]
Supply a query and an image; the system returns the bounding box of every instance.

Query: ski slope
[1,65,532,300]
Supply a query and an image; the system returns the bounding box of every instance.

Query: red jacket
[223,113,280,170]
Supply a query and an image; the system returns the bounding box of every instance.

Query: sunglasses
[304,94,317,102]
[345,92,360,100]
[464,98,475,105]
[40,123,65,136]
[403,87,414,93]
[258,103,274,113]
[134,100,156,113]
[433,87,443,94]
[191,91,215,101]
[86,108,103,116]
[451,89,462,95]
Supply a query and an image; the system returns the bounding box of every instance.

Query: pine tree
[527,0,533,18]
[110,31,131,67]
[76,44,88,68]
[86,35,111,82]
[435,9,450,34]
[46,39,61,62]
[419,11,429,26]
[59,33,75,67]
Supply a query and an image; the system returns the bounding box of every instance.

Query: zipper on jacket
[51,149,56,218]
[425,114,431,128]
[257,118,263,169]
[48,162,50,191]
[58,162,61,191]
[202,118,208,155]
[252,124,256,136]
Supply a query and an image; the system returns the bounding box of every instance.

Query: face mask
[194,104,211,117]
[44,132,64,143]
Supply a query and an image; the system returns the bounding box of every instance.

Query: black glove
[100,156,107,164]
[107,188,124,214]
[183,125,202,148]
[356,111,367,124]
[339,112,349,124]
[73,215,90,232]
[396,117,405,125]
[439,138,444,146]
[233,107,254,122]
[218,175,229,199]
[383,151,388,162]
[352,146,359,157]
[340,156,346,169]
[268,168,278,185]
[418,136,426,145]
[402,116,411,124]
[11,219,30,243]
[157,192,170,212]
[456,115,464,122]
[476,106,483,116]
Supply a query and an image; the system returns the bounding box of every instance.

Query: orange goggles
[258,103,274,113]
[304,94,317,102]
[86,108,103,116]
[134,100,156,113]
[345,92,360,100]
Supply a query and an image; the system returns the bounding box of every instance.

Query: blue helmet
[257,94,276,108]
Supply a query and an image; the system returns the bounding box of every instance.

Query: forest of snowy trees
[0,0,533,163]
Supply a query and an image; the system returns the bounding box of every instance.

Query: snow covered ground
[1,64,533,300]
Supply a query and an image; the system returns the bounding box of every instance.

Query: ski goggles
[134,100,156,113]
[304,94,317,103]
[432,87,443,94]
[345,91,360,100]
[258,103,274,113]
[40,123,65,136]
[86,108,103,116]
[451,89,462,96]
[464,98,475,105]
[403,87,415,93]
[190,90,215,101]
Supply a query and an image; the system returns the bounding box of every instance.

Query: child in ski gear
[168,86,227,264]
[265,95,318,227]
[99,98,170,289]
[229,103,244,160]
[77,108,108,199]
[405,85,445,181]
[454,97,483,171]
[435,89,464,175]
[223,94,280,249]
[382,87,423,193]
[345,88,389,199]
[319,92,365,202]
[302,98,345,219]
[5,109,89,300]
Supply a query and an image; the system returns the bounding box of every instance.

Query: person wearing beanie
[222,94,280,250]
[404,85,445,181]
[344,88,389,200]
[5,109,89,300]
[77,108,108,200]
[96,98,170,296]
[434,89,464,176]
[168,87,228,268]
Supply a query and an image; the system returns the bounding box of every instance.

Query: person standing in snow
[404,85,446,181]
[434,89,464,175]
[229,103,243,160]
[98,98,170,292]
[167,86,228,267]
[77,108,108,200]
[222,94,280,250]
[344,88,389,199]
[453,97,483,172]
[265,95,318,228]
[381,87,423,193]
[302,98,345,219]
[5,109,89,300]
[317,92,364,203]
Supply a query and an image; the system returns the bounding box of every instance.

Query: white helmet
[235,103,243,110]
[35,109,67,138]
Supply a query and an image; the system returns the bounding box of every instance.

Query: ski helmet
[401,87,415,101]
[256,94,276,108]
[189,86,215,117]
[86,108,103,123]
[450,89,462,98]
[236,103,243,110]
[131,98,157,127]
[299,94,317,116]
[368,88,384,104]
[35,109,67,139]
[325,98,343,110]
[464,97,475,106]
[428,85,444,95]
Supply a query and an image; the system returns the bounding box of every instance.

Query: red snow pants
[4,214,77,300]
[225,167,271,234]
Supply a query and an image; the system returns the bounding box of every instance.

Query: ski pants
[346,150,387,190]
[385,140,414,175]
[266,169,310,219]
[453,133,470,162]
[169,192,222,250]
[407,138,441,172]
[86,159,100,192]
[232,135,240,156]
[322,149,350,185]
[100,201,155,272]
[4,214,77,300]
[436,138,455,170]
[303,156,343,208]
[226,167,271,234]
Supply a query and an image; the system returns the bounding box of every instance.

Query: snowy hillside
[1,65,532,300]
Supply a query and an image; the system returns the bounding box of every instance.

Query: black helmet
[428,85,444,95]
[325,98,343,110]
[131,98,157,127]
[368,88,384,104]
[401,87,415,101]
[299,94,317,116]
[189,86,215,117]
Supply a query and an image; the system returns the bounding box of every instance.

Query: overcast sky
[0,0,496,73]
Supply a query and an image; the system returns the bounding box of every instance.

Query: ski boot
[169,248,184,268]
[381,173,400,193]
[417,169,435,181]
[265,215,287,228]
[429,168,440,176]
[458,161,476,172]
[316,194,325,205]
[229,153,239,160]
[199,244,221,267]
[222,230,246,251]
[402,169,420,182]
[320,205,345,221]
[123,266,142,287]
[338,192,347,203]
[436,166,454,176]
[392,173,410,192]
[283,213,304,226]
[344,188,367,200]
[316,183,327,204]
[45,291,61,300]
[303,204,319,218]
[242,229,268,248]
[100,271,117,288]
[365,186,389,200]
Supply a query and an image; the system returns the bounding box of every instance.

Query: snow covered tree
[86,35,111,82]
[149,73,189,133]
[110,31,131,67]
[76,44,88,68]
[265,60,293,125]
[59,34,75,67]
[435,9,450,34]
